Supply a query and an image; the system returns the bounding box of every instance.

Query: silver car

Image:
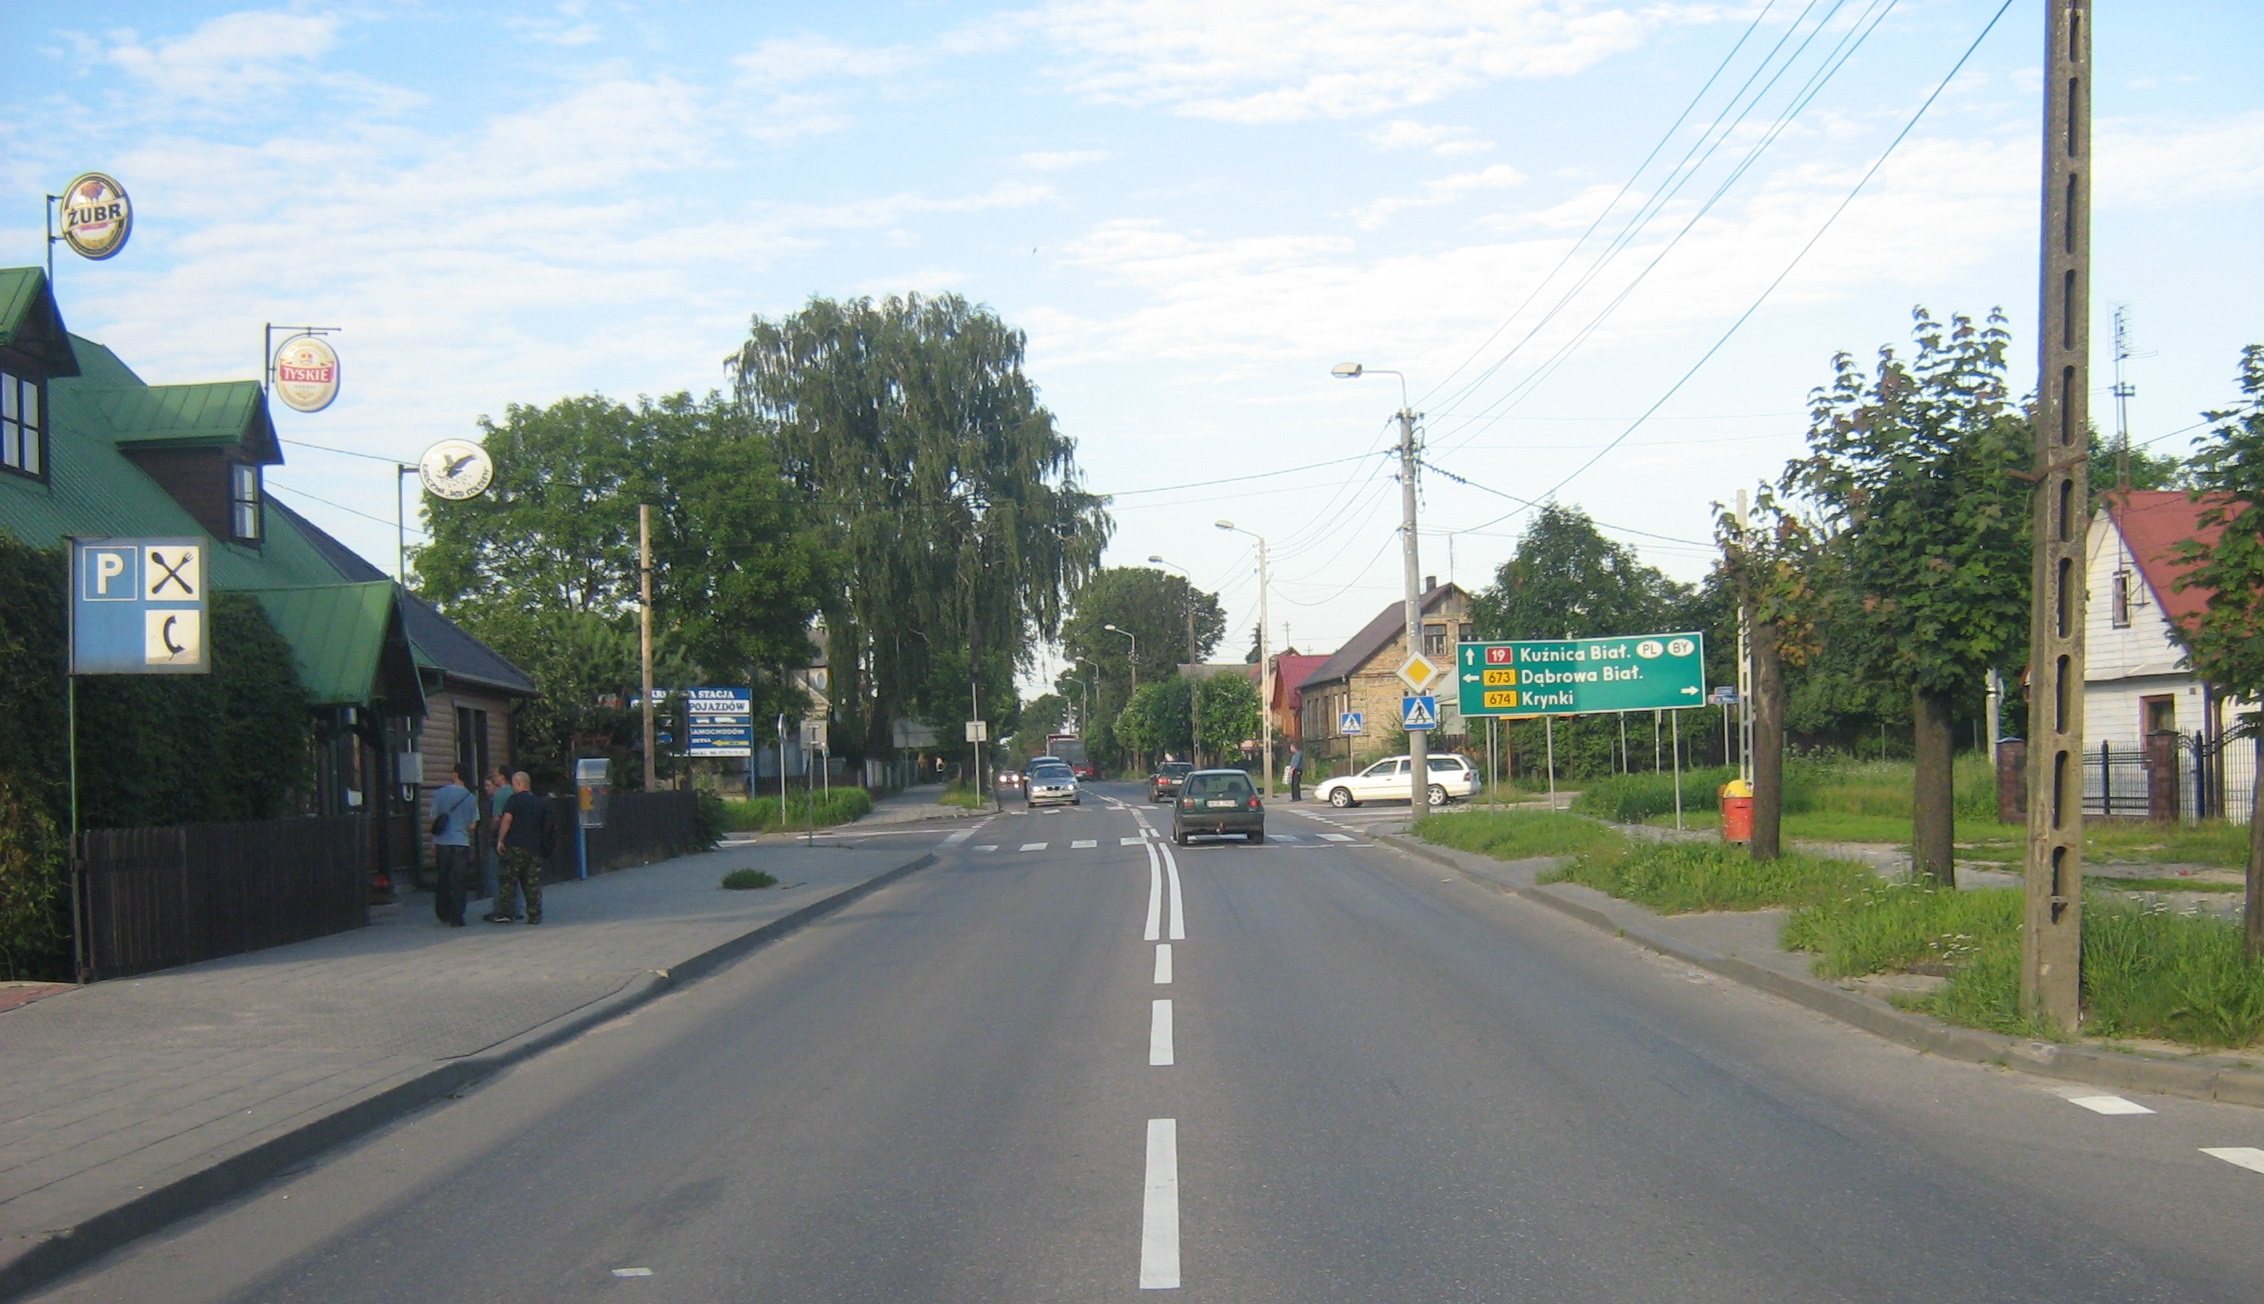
[1025,765,1081,807]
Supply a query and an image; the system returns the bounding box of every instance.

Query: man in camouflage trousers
[489,771,549,924]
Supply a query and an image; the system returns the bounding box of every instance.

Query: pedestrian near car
[490,771,550,925]
[1286,746,1305,802]
[428,766,479,928]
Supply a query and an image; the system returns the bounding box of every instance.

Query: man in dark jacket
[489,771,549,924]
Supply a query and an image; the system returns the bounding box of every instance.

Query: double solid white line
[1142,839,1185,943]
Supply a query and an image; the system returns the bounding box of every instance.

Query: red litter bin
[1719,779,1754,843]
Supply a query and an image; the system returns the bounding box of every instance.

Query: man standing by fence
[489,772,549,925]
[482,767,510,903]
[429,766,479,928]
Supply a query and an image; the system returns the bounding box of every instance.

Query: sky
[6,1,2261,695]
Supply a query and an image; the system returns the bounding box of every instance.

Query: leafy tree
[1717,488,1827,860]
[1782,307,2031,884]
[1196,672,1261,765]
[2090,429,2188,498]
[420,392,832,763]
[1011,693,1068,758]
[1471,503,1694,641]
[453,606,695,788]
[2171,344,2264,954]
[1060,567,1224,705]
[1116,678,1196,765]
[730,294,1110,762]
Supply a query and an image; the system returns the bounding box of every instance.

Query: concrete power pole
[1397,404,1428,812]
[639,504,658,793]
[2021,0,2091,1029]
[1257,538,1273,800]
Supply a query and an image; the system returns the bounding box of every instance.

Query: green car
[1172,769,1264,845]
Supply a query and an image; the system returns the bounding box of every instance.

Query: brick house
[1296,581,1473,773]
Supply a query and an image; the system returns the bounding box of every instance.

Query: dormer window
[0,370,41,479]
[231,461,263,541]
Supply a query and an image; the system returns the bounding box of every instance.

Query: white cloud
[1353,163,1527,229]
[733,35,920,87]
[1365,119,1494,156]
[103,9,344,103]
[1020,148,1114,170]
[1025,0,1685,122]
[2098,111,2264,204]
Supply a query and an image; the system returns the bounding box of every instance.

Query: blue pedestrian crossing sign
[1401,695,1439,730]
[1338,709,1364,736]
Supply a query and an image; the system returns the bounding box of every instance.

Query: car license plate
[1207,799,1237,809]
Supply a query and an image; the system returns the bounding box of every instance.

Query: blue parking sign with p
[70,536,209,675]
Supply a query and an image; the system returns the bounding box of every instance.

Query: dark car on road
[1171,769,1263,845]
[1149,762,1195,803]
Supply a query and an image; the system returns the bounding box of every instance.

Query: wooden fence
[539,790,703,884]
[79,816,370,981]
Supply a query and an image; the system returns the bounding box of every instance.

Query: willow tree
[1783,308,2031,884]
[729,294,1111,760]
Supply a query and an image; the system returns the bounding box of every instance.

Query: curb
[0,851,937,1302]
[1375,832,2264,1111]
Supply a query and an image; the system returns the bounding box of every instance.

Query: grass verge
[720,868,778,890]
[715,788,875,833]
[939,783,992,810]
[1411,810,1627,861]
[1543,838,1870,915]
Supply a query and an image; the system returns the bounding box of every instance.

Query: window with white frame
[231,461,263,541]
[0,370,42,479]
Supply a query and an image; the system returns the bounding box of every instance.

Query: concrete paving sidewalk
[0,838,936,1297]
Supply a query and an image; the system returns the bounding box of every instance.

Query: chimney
[1424,575,1436,592]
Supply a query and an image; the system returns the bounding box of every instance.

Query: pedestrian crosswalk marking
[1121,836,1145,846]
[1320,833,1355,843]
[973,845,999,852]
[1072,839,1098,849]
[1272,833,1300,842]
[1020,842,1048,852]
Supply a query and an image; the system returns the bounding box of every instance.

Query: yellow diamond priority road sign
[1395,655,1441,693]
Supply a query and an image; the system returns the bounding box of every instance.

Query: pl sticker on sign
[272,334,341,413]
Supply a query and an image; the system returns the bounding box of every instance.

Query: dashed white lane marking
[1272,833,1300,842]
[973,845,999,852]
[612,1267,654,1278]
[1154,943,1173,984]
[1150,999,1174,1065]
[1020,842,1049,852]
[1161,842,1185,941]
[1141,1119,1181,1289]
[943,828,975,845]
[1072,839,1098,849]
[1121,836,1146,846]
[2204,1147,2264,1174]
[2068,1095,2155,1116]
[1319,833,1355,843]
[1144,843,1164,942]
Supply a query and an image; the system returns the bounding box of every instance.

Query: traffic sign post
[1456,633,1706,717]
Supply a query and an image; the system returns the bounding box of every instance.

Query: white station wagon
[1314,754,1478,808]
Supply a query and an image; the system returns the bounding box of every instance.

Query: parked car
[1171,769,1264,844]
[994,768,1022,791]
[1026,764,1081,807]
[1149,761,1195,803]
[1313,754,1479,808]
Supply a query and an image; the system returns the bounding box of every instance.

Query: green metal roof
[82,381,278,461]
[250,583,420,709]
[0,268,81,376]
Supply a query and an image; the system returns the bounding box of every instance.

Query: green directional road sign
[1455,632,1707,716]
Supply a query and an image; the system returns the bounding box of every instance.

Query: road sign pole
[67,676,84,984]
[1672,711,1685,831]
[1397,404,1427,812]
[1545,716,1557,810]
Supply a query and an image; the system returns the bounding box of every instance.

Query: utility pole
[2111,304,2136,490]
[1257,537,1272,798]
[1396,404,1428,812]
[2021,0,2090,1030]
[639,504,658,792]
[1735,490,1754,786]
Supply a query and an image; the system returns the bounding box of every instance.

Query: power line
[1103,450,1390,497]
[1419,459,1712,546]
[1465,0,2016,532]
[268,480,430,538]
[281,437,411,465]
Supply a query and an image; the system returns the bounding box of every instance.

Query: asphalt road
[28,783,2264,1302]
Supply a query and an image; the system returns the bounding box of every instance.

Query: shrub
[694,790,730,847]
[1571,766,1735,823]
[720,868,778,890]
[714,788,874,833]
[0,770,65,981]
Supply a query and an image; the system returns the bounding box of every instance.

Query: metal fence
[2083,733,2258,825]
[538,790,702,884]
[80,815,370,981]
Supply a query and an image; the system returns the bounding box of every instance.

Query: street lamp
[1147,556,1199,667]
[1102,623,1138,694]
[1074,655,1101,734]
[1215,520,1273,800]
[1334,362,1430,812]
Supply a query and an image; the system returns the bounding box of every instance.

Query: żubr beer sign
[272,334,341,413]
[60,173,133,261]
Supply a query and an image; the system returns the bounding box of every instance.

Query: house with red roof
[2087,490,2255,820]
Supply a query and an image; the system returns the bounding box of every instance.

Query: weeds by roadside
[720,869,779,890]
[716,788,875,832]
[1411,810,1626,861]
[939,784,992,810]
[1544,838,1869,914]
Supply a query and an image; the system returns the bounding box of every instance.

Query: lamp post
[1103,623,1138,769]
[1215,521,1272,799]
[1147,555,1199,669]
[1075,655,1101,735]
[1333,362,1429,812]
